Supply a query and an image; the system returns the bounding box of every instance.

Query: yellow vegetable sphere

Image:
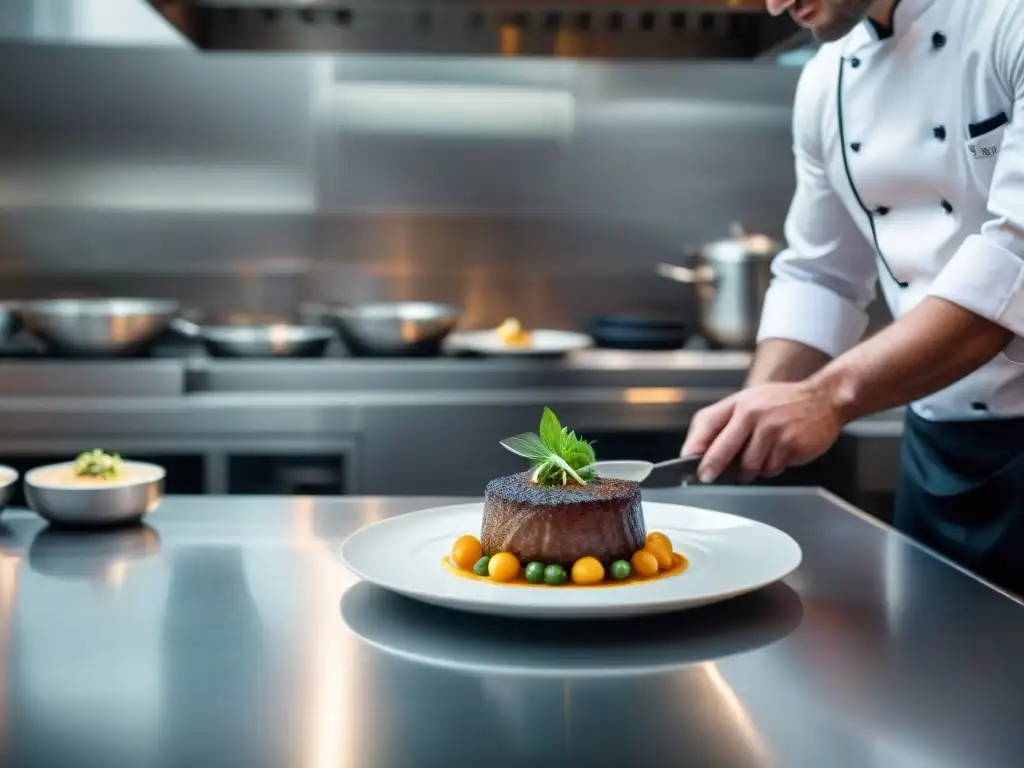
[488,552,521,582]
[571,556,605,585]
[647,531,672,551]
[631,549,659,578]
[644,539,674,570]
[451,535,484,571]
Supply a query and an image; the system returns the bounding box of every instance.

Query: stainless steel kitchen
[0,1,1020,767]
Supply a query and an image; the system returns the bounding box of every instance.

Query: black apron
[894,408,1024,597]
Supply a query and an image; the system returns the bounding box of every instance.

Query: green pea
[543,564,568,586]
[473,556,491,576]
[610,560,632,580]
[525,562,545,584]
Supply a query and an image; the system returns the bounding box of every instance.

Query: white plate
[445,329,592,357]
[340,501,803,619]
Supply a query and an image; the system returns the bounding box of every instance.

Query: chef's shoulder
[789,43,844,154]
[964,0,1024,88]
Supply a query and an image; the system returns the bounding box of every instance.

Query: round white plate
[340,501,803,619]
[445,329,592,357]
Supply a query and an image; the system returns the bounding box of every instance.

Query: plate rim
[339,500,803,617]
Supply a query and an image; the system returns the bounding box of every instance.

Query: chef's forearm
[807,297,1014,424]
[744,338,833,387]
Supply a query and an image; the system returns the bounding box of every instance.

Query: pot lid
[703,222,783,261]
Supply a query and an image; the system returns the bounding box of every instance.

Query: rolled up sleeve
[929,233,1024,337]
[929,2,1024,360]
[757,54,878,358]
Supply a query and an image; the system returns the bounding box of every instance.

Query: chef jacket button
[851,142,862,152]
[931,31,947,49]
[941,199,954,213]
[850,56,861,68]
[971,401,989,412]
[933,125,946,140]
[874,206,890,216]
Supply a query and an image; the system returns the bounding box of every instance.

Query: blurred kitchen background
[0,0,898,515]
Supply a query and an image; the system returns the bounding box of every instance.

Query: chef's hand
[681,381,844,484]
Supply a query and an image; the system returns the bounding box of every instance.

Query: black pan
[589,313,691,351]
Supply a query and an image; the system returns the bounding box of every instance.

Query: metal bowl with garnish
[25,450,165,527]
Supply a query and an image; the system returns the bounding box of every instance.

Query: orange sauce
[442,552,689,588]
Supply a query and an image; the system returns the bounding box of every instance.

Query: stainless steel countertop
[0,488,1019,767]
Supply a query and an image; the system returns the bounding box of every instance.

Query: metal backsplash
[0,41,834,331]
[147,0,806,59]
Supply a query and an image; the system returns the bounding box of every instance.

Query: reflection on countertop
[0,491,1019,767]
[340,579,804,678]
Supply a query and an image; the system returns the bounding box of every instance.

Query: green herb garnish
[500,407,597,486]
[73,449,123,479]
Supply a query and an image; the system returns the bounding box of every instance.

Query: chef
[682,0,1024,594]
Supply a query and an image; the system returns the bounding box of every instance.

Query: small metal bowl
[24,461,165,527]
[19,298,180,357]
[171,317,335,358]
[0,465,19,516]
[324,302,462,357]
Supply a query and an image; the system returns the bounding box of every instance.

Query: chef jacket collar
[856,0,937,45]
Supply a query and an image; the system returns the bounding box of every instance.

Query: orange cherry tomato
[631,549,659,578]
[451,535,484,571]
[644,540,673,570]
[488,552,521,582]
[571,556,606,585]
[647,531,672,551]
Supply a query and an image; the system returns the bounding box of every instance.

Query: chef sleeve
[756,55,879,358]
[929,2,1024,360]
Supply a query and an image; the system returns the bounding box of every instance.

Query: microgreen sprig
[500,407,596,486]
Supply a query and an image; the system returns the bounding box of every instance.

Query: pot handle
[169,316,203,338]
[656,262,716,285]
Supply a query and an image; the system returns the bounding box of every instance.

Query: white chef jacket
[757,0,1024,420]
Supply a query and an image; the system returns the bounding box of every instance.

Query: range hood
[147,0,808,58]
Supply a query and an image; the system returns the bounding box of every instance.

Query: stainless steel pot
[318,302,462,357]
[18,298,180,357]
[657,223,782,349]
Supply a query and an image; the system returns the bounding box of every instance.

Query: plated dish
[444,408,686,588]
[340,409,803,618]
[445,319,592,357]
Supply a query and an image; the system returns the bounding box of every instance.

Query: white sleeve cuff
[929,234,1024,336]
[756,278,871,358]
